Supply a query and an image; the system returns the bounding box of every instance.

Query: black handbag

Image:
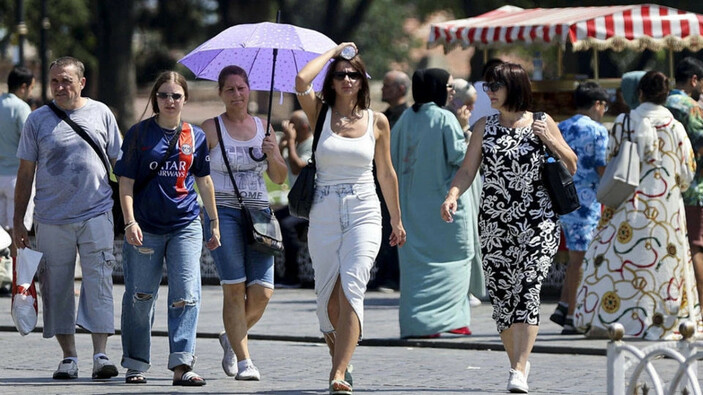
[288,104,327,219]
[240,205,283,256]
[535,112,580,215]
[47,102,126,235]
[214,117,283,257]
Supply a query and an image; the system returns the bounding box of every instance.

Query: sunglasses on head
[156,92,183,101]
[332,71,363,81]
[483,81,505,93]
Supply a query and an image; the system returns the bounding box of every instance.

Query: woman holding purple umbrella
[201,65,287,381]
[295,42,406,394]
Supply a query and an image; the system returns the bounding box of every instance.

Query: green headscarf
[621,71,646,110]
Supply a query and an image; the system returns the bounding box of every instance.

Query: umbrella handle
[249,147,267,162]
[251,9,281,164]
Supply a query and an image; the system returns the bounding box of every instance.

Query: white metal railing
[607,321,702,395]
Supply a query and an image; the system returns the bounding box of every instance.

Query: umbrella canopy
[179,22,337,93]
[429,4,703,53]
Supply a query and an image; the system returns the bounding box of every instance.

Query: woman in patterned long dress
[442,63,577,393]
[573,71,699,340]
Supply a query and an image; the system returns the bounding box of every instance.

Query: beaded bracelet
[295,84,312,96]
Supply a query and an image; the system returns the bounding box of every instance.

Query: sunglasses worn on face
[156,92,183,101]
[483,81,505,93]
[332,71,363,81]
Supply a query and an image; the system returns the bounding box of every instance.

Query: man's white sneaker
[92,356,118,380]
[507,368,529,393]
[53,358,78,380]
[219,331,237,376]
[235,362,261,381]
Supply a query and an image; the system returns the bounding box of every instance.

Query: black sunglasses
[156,92,184,101]
[483,81,505,93]
[332,71,363,81]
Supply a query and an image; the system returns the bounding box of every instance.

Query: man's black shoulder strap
[47,101,111,173]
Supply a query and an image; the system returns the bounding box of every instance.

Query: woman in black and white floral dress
[441,63,577,394]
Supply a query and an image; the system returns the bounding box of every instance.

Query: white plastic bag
[11,248,43,336]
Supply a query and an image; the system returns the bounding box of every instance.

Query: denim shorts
[204,205,274,288]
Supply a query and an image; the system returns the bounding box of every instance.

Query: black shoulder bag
[214,117,283,257]
[287,104,328,219]
[47,102,127,234]
[535,111,580,215]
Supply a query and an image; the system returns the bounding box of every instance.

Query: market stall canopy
[428,4,703,53]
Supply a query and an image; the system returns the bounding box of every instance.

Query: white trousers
[308,183,381,338]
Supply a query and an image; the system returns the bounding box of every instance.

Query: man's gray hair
[50,56,85,79]
[392,71,411,94]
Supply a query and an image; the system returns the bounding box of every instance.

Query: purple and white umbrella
[178,22,337,93]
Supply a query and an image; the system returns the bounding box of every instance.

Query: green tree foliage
[141,0,217,48]
[348,0,418,78]
[275,0,417,78]
[0,0,95,71]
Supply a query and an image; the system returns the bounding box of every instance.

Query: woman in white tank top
[295,43,406,394]
[200,66,287,381]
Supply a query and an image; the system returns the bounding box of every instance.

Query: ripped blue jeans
[120,219,202,372]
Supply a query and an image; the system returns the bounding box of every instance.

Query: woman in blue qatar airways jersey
[114,71,220,386]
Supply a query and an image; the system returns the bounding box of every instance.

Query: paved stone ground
[0,284,701,394]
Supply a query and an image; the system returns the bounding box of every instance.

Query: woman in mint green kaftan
[390,68,476,338]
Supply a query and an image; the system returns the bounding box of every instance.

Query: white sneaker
[525,361,530,379]
[53,358,78,380]
[92,356,118,380]
[219,331,237,377]
[469,294,482,307]
[235,362,261,381]
[507,368,529,393]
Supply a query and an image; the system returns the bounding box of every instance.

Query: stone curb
[0,325,606,356]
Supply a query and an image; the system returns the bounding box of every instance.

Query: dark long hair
[321,56,370,114]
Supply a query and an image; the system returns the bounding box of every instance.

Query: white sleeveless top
[315,108,375,186]
[209,115,269,209]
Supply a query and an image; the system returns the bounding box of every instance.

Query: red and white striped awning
[429,4,703,53]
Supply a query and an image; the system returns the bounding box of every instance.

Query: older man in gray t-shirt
[14,57,122,381]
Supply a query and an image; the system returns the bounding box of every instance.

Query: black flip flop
[125,370,147,384]
[173,371,206,386]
